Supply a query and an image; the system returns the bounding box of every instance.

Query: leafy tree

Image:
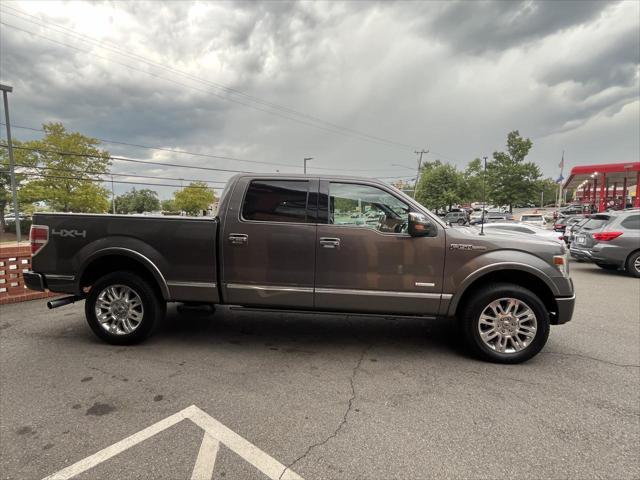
[161,199,176,211]
[459,158,485,203]
[115,188,160,214]
[19,123,111,212]
[1,140,38,231]
[487,130,541,212]
[534,178,560,207]
[173,181,216,215]
[415,160,463,212]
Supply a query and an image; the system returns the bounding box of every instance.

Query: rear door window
[242,180,310,223]
[621,215,640,230]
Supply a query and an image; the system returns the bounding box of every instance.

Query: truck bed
[31,213,219,303]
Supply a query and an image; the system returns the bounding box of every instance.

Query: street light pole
[1,84,20,243]
[303,157,313,174]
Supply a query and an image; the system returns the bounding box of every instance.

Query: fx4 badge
[51,228,87,238]
[450,243,486,251]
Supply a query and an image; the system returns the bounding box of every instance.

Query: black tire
[625,251,640,278]
[85,271,165,345]
[457,218,465,225]
[595,263,618,271]
[460,283,550,364]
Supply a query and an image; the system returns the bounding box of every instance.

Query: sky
[1,0,639,199]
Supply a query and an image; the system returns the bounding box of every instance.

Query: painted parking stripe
[191,433,220,480]
[42,405,303,480]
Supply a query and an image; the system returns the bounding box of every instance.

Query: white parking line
[191,433,220,480]
[42,405,303,480]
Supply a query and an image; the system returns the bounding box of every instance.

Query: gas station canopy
[562,162,640,212]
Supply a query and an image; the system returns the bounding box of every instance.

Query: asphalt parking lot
[1,261,639,480]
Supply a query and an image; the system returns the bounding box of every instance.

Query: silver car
[570,210,640,277]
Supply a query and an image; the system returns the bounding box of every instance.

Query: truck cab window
[328,182,409,233]
[242,180,310,223]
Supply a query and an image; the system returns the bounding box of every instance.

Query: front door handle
[228,233,248,246]
[319,237,341,249]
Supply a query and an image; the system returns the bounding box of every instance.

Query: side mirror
[408,212,436,237]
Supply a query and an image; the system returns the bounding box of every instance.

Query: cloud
[413,0,612,54]
[0,0,637,200]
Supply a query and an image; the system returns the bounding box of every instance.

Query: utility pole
[111,175,116,214]
[1,84,20,243]
[414,149,428,198]
[303,157,313,174]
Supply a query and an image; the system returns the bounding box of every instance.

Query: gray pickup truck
[24,174,575,363]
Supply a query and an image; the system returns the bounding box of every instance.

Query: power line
[0,123,414,173]
[0,170,213,189]
[0,19,417,151]
[0,123,300,169]
[0,143,253,174]
[1,4,417,151]
[10,162,228,185]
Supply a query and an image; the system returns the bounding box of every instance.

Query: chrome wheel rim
[634,256,640,273]
[478,298,537,354]
[95,285,144,335]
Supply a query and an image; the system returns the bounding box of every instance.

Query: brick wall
[0,244,58,305]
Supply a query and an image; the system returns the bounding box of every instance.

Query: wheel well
[79,255,165,299]
[625,249,640,266]
[455,270,558,322]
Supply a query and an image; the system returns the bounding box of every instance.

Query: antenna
[480,156,488,235]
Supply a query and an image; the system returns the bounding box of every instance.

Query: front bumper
[553,294,576,325]
[23,271,46,292]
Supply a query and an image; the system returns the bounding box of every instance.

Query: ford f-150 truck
[24,174,575,363]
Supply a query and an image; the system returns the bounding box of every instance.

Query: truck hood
[448,226,566,255]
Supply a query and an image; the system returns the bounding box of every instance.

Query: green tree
[535,178,560,207]
[415,160,463,212]
[459,158,485,203]
[161,198,176,212]
[19,123,111,212]
[115,188,160,214]
[487,130,541,212]
[173,181,216,215]
[1,140,38,231]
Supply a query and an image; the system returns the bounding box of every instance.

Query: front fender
[443,250,562,317]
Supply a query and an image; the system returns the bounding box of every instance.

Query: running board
[227,306,438,321]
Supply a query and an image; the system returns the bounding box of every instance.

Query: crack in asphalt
[278,345,370,480]
[542,351,640,368]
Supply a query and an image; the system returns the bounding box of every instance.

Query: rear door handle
[228,233,248,246]
[319,237,341,249]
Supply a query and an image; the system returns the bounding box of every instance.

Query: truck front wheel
[85,271,165,345]
[461,283,550,364]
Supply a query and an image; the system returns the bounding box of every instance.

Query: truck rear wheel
[460,283,550,364]
[85,271,165,345]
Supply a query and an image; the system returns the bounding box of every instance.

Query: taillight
[30,225,49,255]
[593,231,623,241]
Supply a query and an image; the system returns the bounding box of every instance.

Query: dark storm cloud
[539,25,639,95]
[415,0,612,54]
[0,0,638,187]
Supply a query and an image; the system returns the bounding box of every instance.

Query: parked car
[564,216,591,246]
[521,214,547,227]
[443,211,469,225]
[477,222,565,243]
[570,211,640,277]
[553,215,582,233]
[23,174,575,363]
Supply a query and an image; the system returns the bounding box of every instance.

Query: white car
[520,214,547,227]
[479,222,563,243]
